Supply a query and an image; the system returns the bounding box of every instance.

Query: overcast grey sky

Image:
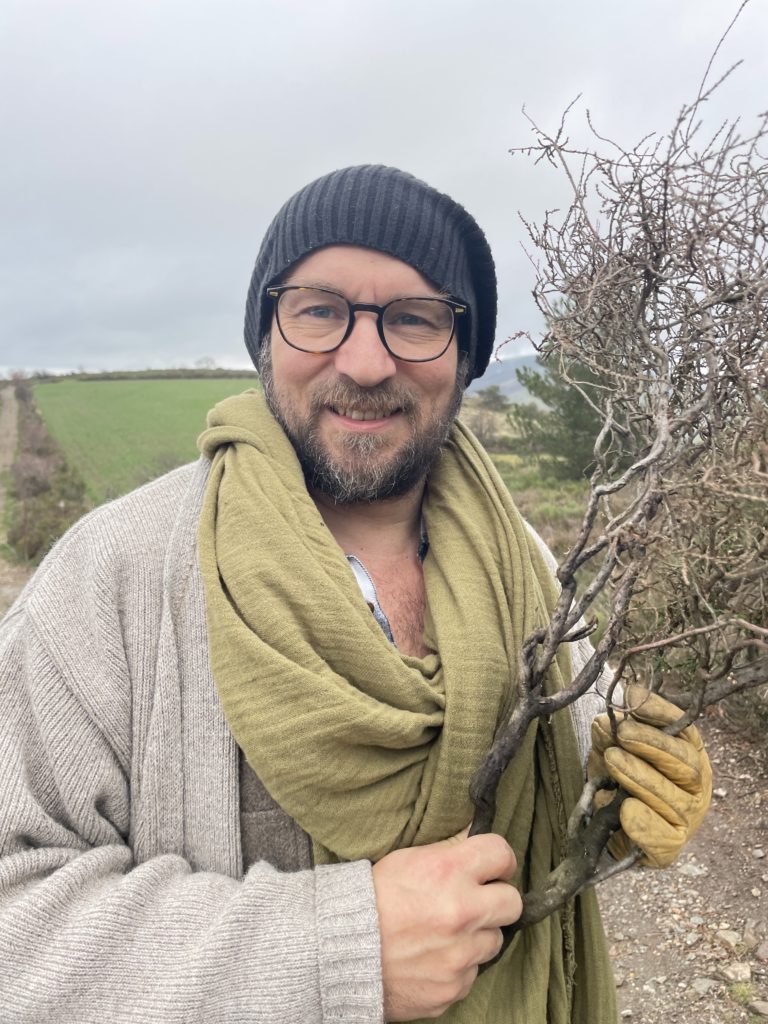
[1,0,766,375]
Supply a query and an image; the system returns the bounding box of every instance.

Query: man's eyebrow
[280,278,343,291]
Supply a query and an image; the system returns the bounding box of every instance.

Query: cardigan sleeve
[0,512,383,1024]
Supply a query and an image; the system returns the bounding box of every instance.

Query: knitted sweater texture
[0,459,381,1023]
[0,457,606,1023]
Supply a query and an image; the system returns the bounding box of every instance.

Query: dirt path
[0,384,33,615]
[0,383,19,543]
[599,716,768,1021]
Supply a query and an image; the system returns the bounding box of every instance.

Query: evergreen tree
[510,359,604,480]
[473,384,512,414]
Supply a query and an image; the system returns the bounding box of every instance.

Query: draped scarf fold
[197,390,615,1023]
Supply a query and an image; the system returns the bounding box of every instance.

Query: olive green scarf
[197,390,615,1023]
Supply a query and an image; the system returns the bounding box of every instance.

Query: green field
[32,378,588,555]
[490,454,588,558]
[34,378,260,504]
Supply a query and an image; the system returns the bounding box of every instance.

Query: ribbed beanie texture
[244,165,497,383]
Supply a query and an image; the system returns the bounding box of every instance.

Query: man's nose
[332,311,397,386]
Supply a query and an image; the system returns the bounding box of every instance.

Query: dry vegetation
[470,24,767,941]
[7,377,89,561]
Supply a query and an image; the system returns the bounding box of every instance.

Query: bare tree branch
[473,12,767,945]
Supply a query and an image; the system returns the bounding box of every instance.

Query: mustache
[309,380,418,418]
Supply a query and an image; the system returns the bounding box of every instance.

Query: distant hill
[467,353,541,403]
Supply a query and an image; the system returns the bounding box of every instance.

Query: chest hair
[368,557,431,659]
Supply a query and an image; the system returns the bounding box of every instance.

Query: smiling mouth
[330,405,402,421]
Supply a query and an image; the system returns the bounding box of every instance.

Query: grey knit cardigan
[0,457,604,1024]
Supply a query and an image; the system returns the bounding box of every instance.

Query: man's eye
[390,311,441,331]
[394,312,430,327]
[300,305,343,320]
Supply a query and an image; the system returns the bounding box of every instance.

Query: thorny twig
[471,7,767,948]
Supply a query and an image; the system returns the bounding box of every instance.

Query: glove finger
[603,746,692,827]
[591,712,627,755]
[586,748,608,780]
[619,796,687,868]
[592,714,706,792]
[606,829,636,864]
[613,720,704,792]
[623,685,703,748]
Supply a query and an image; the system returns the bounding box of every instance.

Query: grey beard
[256,340,466,505]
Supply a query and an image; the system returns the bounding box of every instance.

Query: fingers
[586,747,608,780]
[603,746,694,826]
[623,684,683,726]
[623,684,704,748]
[591,689,708,796]
[618,796,688,868]
[475,878,524,930]
[458,833,518,885]
[605,828,635,864]
[605,720,705,792]
[435,834,521,927]
[591,713,622,755]
[479,929,507,966]
[373,835,522,1020]
[604,745,710,837]
[589,687,713,870]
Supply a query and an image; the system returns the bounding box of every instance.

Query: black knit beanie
[244,165,497,383]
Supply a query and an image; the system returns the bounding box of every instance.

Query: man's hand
[372,833,522,1021]
[588,684,713,868]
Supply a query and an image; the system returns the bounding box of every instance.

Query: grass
[29,378,592,566]
[30,382,591,549]
[727,980,757,1006]
[34,378,259,505]
[25,379,610,640]
[0,471,17,550]
[489,453,589,559]
[489,453,613,646]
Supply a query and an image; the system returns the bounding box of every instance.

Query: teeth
[336,407,396,421]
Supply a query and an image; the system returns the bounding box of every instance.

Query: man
[0,165,710,1023]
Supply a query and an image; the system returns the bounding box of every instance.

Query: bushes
[7,381,89,562]
[721,686,768,744]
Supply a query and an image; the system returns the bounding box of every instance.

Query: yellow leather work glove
[587,684,713,868]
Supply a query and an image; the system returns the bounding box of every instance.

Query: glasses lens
[383,299,454,360]
[276,288,349,352]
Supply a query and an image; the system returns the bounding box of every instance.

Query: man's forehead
[280,244,444,295]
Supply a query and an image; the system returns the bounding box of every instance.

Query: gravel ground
[598,716,768,1022]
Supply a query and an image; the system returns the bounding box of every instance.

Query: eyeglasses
[265,285,467,363]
